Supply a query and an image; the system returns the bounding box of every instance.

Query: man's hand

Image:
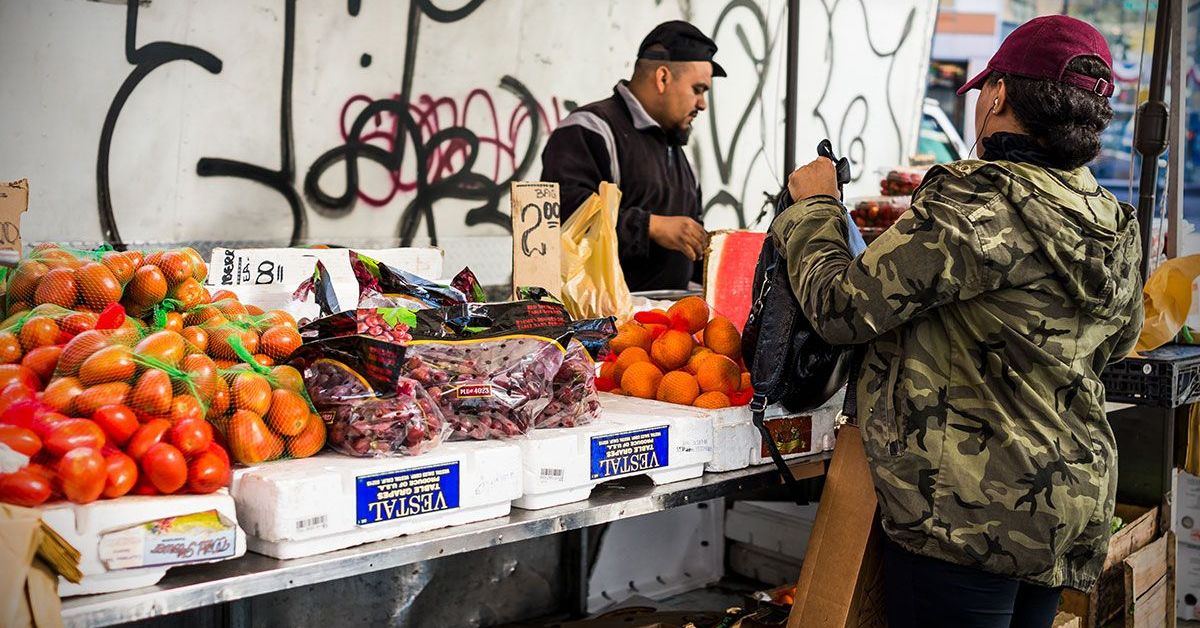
[787,157,840,202]
[649,215,708,261]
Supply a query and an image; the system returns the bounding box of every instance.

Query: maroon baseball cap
[958,15,1115,97]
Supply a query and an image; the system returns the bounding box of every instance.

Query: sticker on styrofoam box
[514,393,712,510]
[206,247,444,313]
[705,389,843,473]
[231,440,520,559]
[40,491,246,597]
[1179,540,1200,620]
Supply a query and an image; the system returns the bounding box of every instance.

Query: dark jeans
[882,538,1063,628]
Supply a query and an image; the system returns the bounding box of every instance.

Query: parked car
[917,98,968,163]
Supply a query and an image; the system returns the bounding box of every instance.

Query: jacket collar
[615,81,660,131]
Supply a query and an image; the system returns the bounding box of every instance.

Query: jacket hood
[941,160,1141,318]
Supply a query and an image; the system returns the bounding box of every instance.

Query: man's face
[659,62,711,144]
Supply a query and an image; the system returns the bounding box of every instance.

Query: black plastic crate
[1102,344,1200,408]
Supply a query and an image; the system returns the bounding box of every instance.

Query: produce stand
[59,454,829,628]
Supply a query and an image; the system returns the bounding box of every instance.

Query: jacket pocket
[879,348,906,457]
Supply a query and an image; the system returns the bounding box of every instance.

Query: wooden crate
[1123,531,1175,628]
[1061,505,1160,628]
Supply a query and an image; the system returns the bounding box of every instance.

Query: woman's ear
[993,79,1008,114]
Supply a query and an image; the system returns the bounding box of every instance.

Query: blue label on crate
[590,426,669,480]
[355,462,460,525]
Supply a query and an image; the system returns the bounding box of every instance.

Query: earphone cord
[967,100,998,159]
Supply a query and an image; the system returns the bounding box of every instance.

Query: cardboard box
[787,425,886,628]
[1052,611,1082,628]
[1060,504,1158,628]
[1124,531,1174,627]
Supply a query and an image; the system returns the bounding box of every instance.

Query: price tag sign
[510,181,562,300]
[0,179,29,252]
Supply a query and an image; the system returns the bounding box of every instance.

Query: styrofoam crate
[513,393,713,510]
[724,500,819,561]
[231,440,521,559]
[41,491,246,597]
[706,390,843,473]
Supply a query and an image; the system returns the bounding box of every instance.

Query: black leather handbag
[741,140,860,498]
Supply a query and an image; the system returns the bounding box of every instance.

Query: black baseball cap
[637,21,727,77]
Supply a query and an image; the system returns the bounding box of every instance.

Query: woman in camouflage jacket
[778,16,1144,628]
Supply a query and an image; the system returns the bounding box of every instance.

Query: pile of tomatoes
[0,386,231,506]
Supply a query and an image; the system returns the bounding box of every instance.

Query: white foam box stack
[725,501,817,585]
[231,440,521,559]
[706,389,844,473]
[42,491,246,597]
[513,393,713,510]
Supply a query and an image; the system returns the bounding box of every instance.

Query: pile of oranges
[598,297,751,409]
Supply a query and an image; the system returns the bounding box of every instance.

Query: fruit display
[599,296,753,409]
[3,244,210,319]
[879,167,926,196]
[851,197,910,234]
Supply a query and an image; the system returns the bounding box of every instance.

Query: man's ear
[655,65,671,95]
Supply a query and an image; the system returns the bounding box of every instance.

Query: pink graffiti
[338,91,567,207]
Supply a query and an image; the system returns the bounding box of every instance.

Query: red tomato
[206,442,230,468]
[0,468,52,507]
[141,443,187,494]
[43,418,107,457]
[186,451,230,494]
[1,399,50,430]
[130,472,160,496]
[169,418,213,457]
[29,411,68,439]
[91,405,139,447]
[102,451,138,499]
[0,364,41,393]
[57,448,105,504]
[0,382,34,417]
[0,425,41,457]
[125,419,171,461]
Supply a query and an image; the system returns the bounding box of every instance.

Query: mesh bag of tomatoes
[0,303,135,393]
[170,297,303,371]
[3,244,211,320]
[202,331,325,465]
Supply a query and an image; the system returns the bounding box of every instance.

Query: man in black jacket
[540,21,725,292]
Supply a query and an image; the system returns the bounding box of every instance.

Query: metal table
[62,455,830,628]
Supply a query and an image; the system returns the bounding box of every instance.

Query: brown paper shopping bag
[788,424,887,628]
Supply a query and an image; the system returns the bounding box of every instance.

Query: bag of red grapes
[293,251,471,317]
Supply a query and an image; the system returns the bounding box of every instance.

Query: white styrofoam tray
[513,393,713,510]
[42,491,246,597]
[231,440,521,559]
[724,500,819,561]
[706,390,843,473]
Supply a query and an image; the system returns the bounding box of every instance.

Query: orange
[740,371,753,392]
[650,330,695,371]
[610,323,653,354]
[620,362,663,399]
[611,387,625,396]
[695,354,740,394]
[598,361,617,382]
[614,347,651,381]
[703,316,742,360]
[657,371,700,405]
[668,296,710,334]
[685,347,714,374]
[694,391,731,409]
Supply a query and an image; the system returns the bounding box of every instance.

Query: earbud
[992,98,999,113]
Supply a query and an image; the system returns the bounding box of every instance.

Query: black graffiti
[303,0,542,247]
[197,0,305,246]
[97,0,222,249]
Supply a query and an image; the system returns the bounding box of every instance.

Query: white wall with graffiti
[0,0,935,285]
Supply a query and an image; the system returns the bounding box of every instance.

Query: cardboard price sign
[510,181,562,299]
[0,179,29,252]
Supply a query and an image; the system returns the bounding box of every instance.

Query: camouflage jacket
[771,160,1143,590]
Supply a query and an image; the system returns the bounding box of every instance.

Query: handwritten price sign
[0,179,29,252]
[510,181,562,299]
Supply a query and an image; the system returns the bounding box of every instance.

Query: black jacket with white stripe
[540,82,702,292]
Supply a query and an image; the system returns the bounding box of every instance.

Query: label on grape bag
[98,510,237,570]
[590,426,669,480]
[355,462,461,525]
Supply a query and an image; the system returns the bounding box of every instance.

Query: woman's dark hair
[988,55,1114,170]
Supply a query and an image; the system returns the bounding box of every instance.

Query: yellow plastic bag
[1137,255,1200,353]
[560,182,632,321]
